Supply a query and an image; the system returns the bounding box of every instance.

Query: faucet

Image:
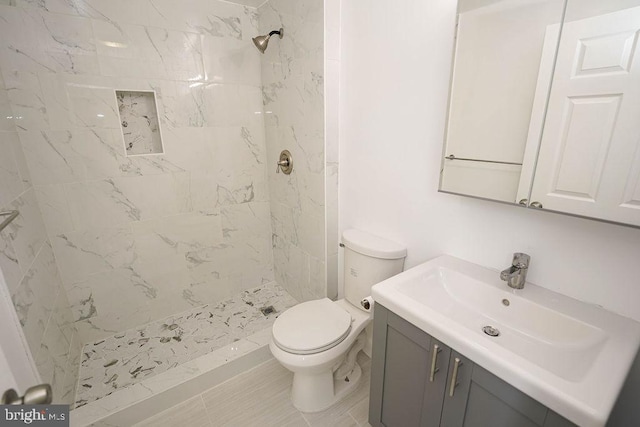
[500,253,530,289]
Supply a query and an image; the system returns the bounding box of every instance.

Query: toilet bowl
[270,299,370,412]
[270,229,406,413]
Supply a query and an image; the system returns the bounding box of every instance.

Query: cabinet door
[529,6,640,226]
[545,411,577,427]
[370,306,579,427]
[443,363,550,427]
[440,351,473,427]
[370,305,450,427]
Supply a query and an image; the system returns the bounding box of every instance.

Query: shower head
[252,28,284,53]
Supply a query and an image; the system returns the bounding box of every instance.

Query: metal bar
[449,357,462,397]
[445,154,522,166]
[429,344,440,382]
[0,210,19,233]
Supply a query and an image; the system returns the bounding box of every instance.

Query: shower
[253,27,284,53]
[0,0,326,423]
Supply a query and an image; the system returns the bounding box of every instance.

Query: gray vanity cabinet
[369,304,576,427]
[369,304,451,426]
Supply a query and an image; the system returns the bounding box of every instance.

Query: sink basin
[397,264,607,382]
[372,255,640,427]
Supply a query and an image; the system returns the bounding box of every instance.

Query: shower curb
[70,328,273,426]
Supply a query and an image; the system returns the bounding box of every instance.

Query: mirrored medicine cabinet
[439,0,640,228]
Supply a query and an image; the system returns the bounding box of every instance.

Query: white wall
[339,0,640,322]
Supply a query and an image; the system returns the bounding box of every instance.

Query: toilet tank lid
[342,229,407,260]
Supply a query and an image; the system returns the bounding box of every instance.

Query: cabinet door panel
[544,411,577,427]
[450,364,548,427]
[530,6,640,226]
[370,305,452,427]
[369,304,390,427]
[469,365,548,425]
[461,382,540,427]
[380,312,450,427]
[440,351,473,427]
[380,324,430,426]
[422,337,451,427]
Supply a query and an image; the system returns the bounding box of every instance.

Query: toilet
[269,229,407,412]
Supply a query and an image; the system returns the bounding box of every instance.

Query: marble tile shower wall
[0,0,275,344]
[0,69,80,404]
[325,0,340,300]
[258,0,326,303]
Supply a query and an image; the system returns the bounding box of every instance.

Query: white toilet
[269,229,406,412]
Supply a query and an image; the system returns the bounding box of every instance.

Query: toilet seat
[272,298,352,355]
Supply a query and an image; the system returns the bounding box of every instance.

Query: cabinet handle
[429,344,441,382]
[449,357,463,397]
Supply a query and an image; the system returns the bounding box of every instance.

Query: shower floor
[74,282,296,410]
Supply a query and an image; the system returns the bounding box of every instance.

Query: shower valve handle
[275,150,293,175]
[276,159,289,173]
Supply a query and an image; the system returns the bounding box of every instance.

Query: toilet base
[291,362,363,413]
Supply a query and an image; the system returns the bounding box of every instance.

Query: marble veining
[116,91,163,155]
[0,0,275,342]
[259,0,326,303]
[74,282,296,408]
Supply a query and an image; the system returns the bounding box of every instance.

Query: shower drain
[482,325,500,337]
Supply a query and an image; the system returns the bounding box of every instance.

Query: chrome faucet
[500,253,530,289]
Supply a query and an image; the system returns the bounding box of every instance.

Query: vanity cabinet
[369,304,576,427]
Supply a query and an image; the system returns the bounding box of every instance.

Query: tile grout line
[349,412,362,426]
[299,410,312,426]
[135,353,373,426]
[199,394,216,427]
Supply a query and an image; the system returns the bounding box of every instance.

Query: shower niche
[116,90,165,156]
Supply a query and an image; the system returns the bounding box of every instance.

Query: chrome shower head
[252,28,284,53]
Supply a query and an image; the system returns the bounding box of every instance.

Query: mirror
[440,0,640,227]
[440,0,567,204]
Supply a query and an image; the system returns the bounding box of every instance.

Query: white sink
[371,255,640,427]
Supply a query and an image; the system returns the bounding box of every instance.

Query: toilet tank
[342,229,406,311]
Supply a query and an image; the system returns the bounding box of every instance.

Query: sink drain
[482,325,500,337]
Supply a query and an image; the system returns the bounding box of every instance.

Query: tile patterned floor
[133,353,373,427]
[75,283,296,408]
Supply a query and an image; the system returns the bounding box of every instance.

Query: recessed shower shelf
[116,90,164,156]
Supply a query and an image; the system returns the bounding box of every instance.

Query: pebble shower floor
[74,282,296,408]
